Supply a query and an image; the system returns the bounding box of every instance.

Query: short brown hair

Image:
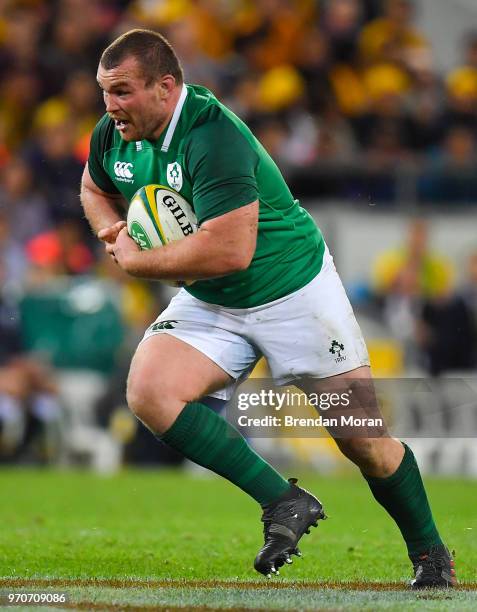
[100,29,183,86]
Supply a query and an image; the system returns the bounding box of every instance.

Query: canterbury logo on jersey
[114,161,134,183]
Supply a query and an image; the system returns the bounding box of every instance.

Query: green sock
[161,401,290,506]
[363,443,443,557]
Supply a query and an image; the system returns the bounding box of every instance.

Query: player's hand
[111,226,140,271]
[97,221,127,244]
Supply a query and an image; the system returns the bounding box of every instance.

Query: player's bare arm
[80,164,127,242]
[111,200,259,280]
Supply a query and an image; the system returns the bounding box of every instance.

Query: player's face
[97,56,172,142]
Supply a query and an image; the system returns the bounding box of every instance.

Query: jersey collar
[160,84,188,153]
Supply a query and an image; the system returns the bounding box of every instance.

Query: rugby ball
[127,184,198,287]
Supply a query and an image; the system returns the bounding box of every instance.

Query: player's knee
[126,375,152,419]
[126,367,186,424]
[126,372,165,419]
[336,438,379,469]
[338,437,405,478]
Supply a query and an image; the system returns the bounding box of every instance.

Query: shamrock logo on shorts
[329,340,345,358]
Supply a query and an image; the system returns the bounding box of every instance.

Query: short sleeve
[87,115,120,194]
[184,116,259,224]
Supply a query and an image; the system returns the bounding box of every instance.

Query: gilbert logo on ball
[127,184,198,287]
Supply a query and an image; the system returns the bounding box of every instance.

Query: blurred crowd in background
[2,0,477,202]
[1,0,477,466]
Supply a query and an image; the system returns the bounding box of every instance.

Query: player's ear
[158,75,176,98]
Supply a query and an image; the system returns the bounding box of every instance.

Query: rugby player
[80,29,455,587]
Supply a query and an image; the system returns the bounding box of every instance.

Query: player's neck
[152,85,184,141]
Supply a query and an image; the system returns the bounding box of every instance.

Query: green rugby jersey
[88,84,324,307]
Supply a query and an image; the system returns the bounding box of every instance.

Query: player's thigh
[140,289,260,402]
[298,363,372,394]
[127,333,233,411]
[127,333,234,433]
[297,365,385,441]
[254,247,369,383]
[297,364,380,432]
[127,289,259,430]
[296,367,403,475]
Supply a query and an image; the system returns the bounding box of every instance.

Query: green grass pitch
[0,468,475,610]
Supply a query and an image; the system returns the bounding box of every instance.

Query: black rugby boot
[254,478,326,577]
[411,545,457,589]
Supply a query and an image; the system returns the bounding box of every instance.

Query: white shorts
[142,246,369,400]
